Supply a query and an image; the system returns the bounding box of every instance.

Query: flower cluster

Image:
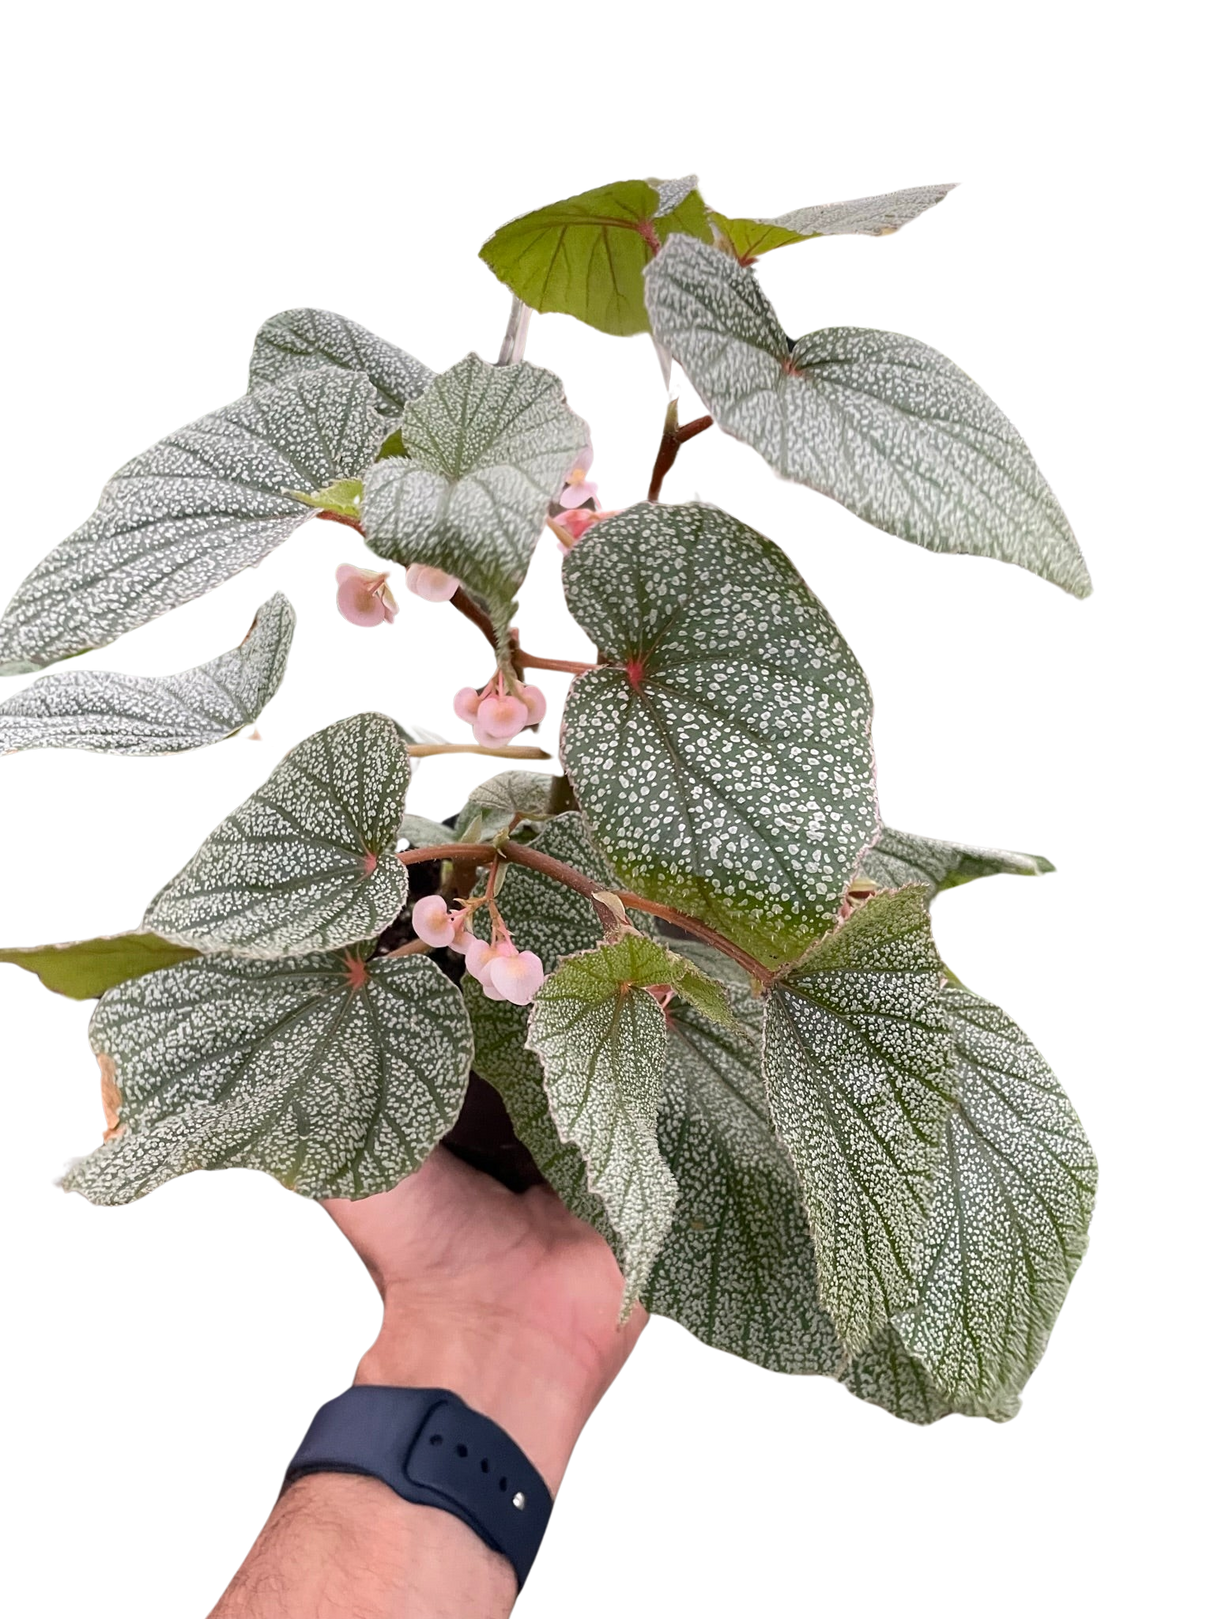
[411,895,545,1005]
[453,673,546,745]
[551,447,615,550]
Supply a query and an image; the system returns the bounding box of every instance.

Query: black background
[7,157,1120,1612]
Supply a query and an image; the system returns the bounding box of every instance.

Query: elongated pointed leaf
[858,826,1054,898]
[64,950,472,1204]
[248,309,434,418]
[712,183,955,261]
[561,503,877,969]
[894,987,1097,1403]
[0,932,198,1000]
[650,983,843,1373]
[479,179,714,336]
[839,1326,1020,1424]
[144,712,410,957]
[0,369,383,675]
[762,887,956,1348]
[0,594,293,755]
[526,934,675,1305]
[645,235,1090,596]
[361,355,589,621]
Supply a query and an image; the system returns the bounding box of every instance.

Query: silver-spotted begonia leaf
[561,503,877,970]
[858,825,1054,899]
[479,179,714,336]
[762,887,956,1348]
[645,235,1091,597]
[64,950,472,1205]
[248,309,434,418]
[893,986,1097,1403]
[0,594,294,755]
[711,183,955,261]
[0,369,383,674]
[361,355,589,622]
[839,1326,1020,1424]
[144,712,410,957]
[526,933,676,1306]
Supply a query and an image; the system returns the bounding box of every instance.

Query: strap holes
[428,1433,443,1446]
[455,1443,468,1458]
[480,1458,490,1473]
[498,1477,508,1492]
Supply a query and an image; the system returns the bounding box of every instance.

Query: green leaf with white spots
[0,932,198,1000]
[64,950,472,1205]
[248,309,434,418]
[711,183,955,261]
[645,235,1091,597]
[762,887,956,1348]
[858,826,1054,898]
[561,503,877,970]
[465,770,560,821]
[361,355,589,624]
[0,594,293,756]
[479,178,714,337]
[838,1326,1020,1424]
[893,986,1097,1404]
[650,982,843,1373]
[144,712,410,958]
[0,369,383,675]
[526,934,676,1306]
[398,814,459,850]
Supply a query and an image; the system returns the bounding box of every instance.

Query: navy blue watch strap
[284,1386,552,1589]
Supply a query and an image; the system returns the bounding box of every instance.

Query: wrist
[354,1296,617,1493]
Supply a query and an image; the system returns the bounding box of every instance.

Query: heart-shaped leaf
[894,987,1097,1403]
[0,932,197,1000]
[64,950,472,1204]
[762,887,956,1348]
[248,308,434,418]
[645,235,1091,597]
[858,826,1054,898]
[0,369,383,674]
[526,932,676,1306]
[361,355,589,623]
[561,503,877,969]
[0,593,293,755]
[711,182,955,261]
[144,712,410,957]
[479,178,714,336]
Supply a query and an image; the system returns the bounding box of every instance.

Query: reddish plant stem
[514,650,595,675]
[449,587,499,649]
[397,840,773,986]
[315,509,365,532]
[647,406,714,503]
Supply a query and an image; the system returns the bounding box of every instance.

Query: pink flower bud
[487,949,546,1006]
[412,894,456,948]
[477,693,529,740]
[463,937,493,978]
[335,565,398,628]
[453,687,482,724]
[406,563,460,602]
[555,506,612,547]
[520,685,547,725]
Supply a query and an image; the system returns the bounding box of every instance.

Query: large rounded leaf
[645,234,1091,597]
[0,594,293,755]
[560,503,877,969]
[144,712,410,957]
[0,369,383,674]
[64,950,472,1204]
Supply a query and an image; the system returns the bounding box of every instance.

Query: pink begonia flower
[559,445,599,509]
[448,911,471,954]
[454,675,548,744]
[463,937,493,977]
[477,693,530,739]
[412,894,456,948]
[406,563,460,602]
[520,685,547,725]
[555,506,614,548]
[487,949,546,1005]
[453,687,482,724]
[335,565,398,627]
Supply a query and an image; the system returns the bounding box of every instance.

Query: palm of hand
[325,1147,644,1399]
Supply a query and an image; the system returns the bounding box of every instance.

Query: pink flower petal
[412,894,456,948]
[559,479,600,508]
[336,575,388,627]
[406,563,460,602]
[454,687,483,724]
[477,694,529,740]
[520,684,547,725]
[488,950,546,1005]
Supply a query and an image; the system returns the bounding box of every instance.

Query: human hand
[325,1146,646,1492]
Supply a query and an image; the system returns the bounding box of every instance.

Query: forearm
[210,1301,620,1618]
